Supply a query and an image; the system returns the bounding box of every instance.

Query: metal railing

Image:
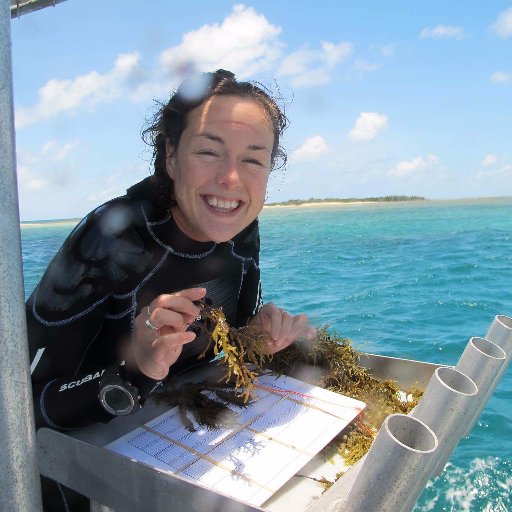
[0,0,44,510]
[10,0,67,18]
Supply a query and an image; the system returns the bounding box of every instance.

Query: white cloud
[348,112,388,141]
[16,53,142,128]
[12,4,353,131]
[490,71,512,83]
[42,140,80,161]
[370,43,395,58]
[477,155,512,179]
[17,165,48,191]
[159,4,282,79]
[279,41,353,87]
[321,41,353,68]
[290,135,329,163]
[476,163,512,179]
[354,60,380,73]
[420,25,465,40]
[482,154,498,167]
[491,7,512,38]
[15,5,285,130]
[388,154,438,177]
[16,141,80,191]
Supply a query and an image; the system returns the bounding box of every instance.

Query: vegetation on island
[266,195,426,206]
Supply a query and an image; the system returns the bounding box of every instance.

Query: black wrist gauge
[98,365,141,416]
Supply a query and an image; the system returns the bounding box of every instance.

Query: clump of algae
[155,305,422,470]
[153,380,251,432]
[153,303,273,430]
[197,303,272,402]
[267,326,423,467]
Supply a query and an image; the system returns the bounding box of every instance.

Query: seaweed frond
[269,325,423,465]
[198,304,272,401]
[155,311,423,471]
[153,381,250,431]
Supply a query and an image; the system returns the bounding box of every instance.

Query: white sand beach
[264,201,381,209]
[20,219,81,229]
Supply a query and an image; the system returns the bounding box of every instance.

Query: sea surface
[22,198,512,511]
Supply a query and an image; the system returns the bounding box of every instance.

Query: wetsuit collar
[146,210,217,258]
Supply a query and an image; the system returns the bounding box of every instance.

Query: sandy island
[264,201,382,209]
[20,219,81,229]
[20,201,412,226]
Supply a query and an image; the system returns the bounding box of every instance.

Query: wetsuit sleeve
[27,201,157,430]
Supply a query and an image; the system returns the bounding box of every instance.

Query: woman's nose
[217,160,241,188]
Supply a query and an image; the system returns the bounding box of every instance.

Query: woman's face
[166,95,274,243]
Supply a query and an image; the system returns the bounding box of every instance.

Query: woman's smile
[204,195,242,212]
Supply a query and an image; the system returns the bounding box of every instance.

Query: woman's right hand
[130,287,207,380]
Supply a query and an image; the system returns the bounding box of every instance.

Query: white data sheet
[106,373,365,506]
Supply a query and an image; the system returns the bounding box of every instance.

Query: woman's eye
[197,149,218,157]
[244,158,264,167]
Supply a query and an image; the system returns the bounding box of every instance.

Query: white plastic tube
[342,414,438,512]
[411,367,477,479]
[455,315,512,441]
[484,315,512,387]
[455,336,506,438]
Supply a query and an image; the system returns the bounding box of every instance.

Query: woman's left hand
[249,302,316,355]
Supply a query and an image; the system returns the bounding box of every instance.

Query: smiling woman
[26,68,315,512]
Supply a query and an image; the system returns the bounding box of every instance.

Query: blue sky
[10,0,512,220]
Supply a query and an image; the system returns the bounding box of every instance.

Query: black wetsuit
[27,179,262,511]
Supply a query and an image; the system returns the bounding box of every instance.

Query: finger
[305,326,317,340]
[134,331,196,381]
[270,314,309,352]
[288,314,312,342]
[135,314,161,341]
[151,290,205,324]
[276,311,295,344]
[151,307,193,332]
[267,306,285,341]
[157,330,197,353]
[146,330,196,365]
[171,287,207,301]
[152,287,206,309]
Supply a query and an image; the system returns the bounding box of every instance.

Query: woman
[27,69,314,511]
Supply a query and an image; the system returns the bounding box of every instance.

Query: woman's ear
[165,140,177,179]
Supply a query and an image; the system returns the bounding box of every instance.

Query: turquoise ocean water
[22,198,511,511]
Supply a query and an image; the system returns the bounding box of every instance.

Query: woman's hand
[249,302,316,355]
[130,287,207,380]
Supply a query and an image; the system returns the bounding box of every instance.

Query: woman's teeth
[206,197,240,210]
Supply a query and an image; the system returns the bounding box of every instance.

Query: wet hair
[142,69,288,210]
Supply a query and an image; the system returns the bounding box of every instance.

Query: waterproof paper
[106,373,366,506]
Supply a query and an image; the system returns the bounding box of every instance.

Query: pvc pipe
[484,315,512,387]
[342,414,438,512]
[458,315,512,441]
[455,337,506,438]
[0,0,43,510]
[411,367,477,479]
[486,315,512,352]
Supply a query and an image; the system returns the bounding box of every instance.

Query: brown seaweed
[155,306,422,471]
[197,303,272,401]
[268,326,422,465]
[152,380,250,432]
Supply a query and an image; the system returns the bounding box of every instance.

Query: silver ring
[145,318,158,331]
[146,305,151,317]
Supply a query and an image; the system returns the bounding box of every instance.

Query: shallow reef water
[23,198,512,511]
